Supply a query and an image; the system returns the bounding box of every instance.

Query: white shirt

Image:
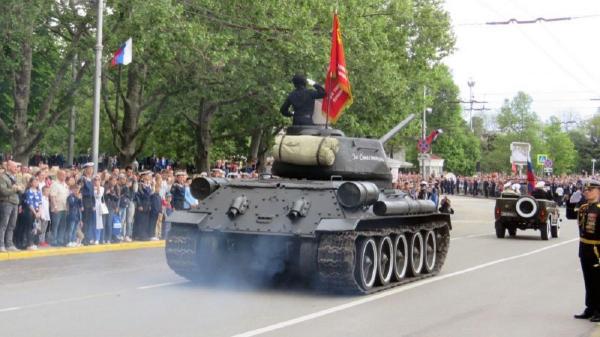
[50,181,69,211]
[41,196,51,221]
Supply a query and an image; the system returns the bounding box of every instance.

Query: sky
[443,0,600,125]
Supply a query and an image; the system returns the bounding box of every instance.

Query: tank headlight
[191,177,227,200]
[336,181,380,208]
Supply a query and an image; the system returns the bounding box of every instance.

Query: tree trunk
[248,128,262,163]
[194,101,217,173]
[256,127,273,173]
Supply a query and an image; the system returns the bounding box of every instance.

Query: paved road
[0,196,598,337]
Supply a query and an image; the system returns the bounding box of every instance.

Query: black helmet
[291,73,307,88]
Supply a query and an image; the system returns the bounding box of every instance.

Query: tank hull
[165,179,451,294]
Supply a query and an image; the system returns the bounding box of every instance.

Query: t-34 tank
[166,114,451,294]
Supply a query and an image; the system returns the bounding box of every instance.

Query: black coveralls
[280,84,326,125]
[577,202,600,313]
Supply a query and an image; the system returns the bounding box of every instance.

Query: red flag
[322,13,353,123]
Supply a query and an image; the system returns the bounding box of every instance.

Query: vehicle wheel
[377,236,394,285]
[423,230,437,274]
[551,221,560,238]
[508,227,517,237]
[495,222,506,238]
[407,232,424,276]
[516,196,538,218]
[548,217,560,238]
[393,234,408,281]
[540,221,550,241]
[355,237,378,291]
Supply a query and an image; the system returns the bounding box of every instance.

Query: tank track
[165,225,202,279]
[317,220,450,295]
[166,221,451,294]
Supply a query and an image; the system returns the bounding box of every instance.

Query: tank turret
[271,114,416,188]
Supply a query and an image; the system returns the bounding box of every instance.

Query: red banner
[322,13,353,123]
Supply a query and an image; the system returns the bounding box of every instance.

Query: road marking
[0,279,188,313]
[137,280,188,290]
[450,233,489,241]
[0,307,21,313]
[231,238,579,337]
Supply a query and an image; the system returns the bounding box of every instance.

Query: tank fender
[316,218,360,231]
[166,211,208,226]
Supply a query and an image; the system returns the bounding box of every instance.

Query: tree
[543,117,575,175]
[0,1,92,162]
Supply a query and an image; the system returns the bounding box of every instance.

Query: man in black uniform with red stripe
[574,179,600,322]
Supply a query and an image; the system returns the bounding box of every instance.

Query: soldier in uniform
[133,171,153,240]
[280,74,325,126]
[170,171,186,210]
[574,179,600,322]
[78,163,95,245]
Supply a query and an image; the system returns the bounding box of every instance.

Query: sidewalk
[0,241,165,262]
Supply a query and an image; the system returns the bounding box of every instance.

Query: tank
[165,114,452,294]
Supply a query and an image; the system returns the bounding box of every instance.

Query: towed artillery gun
[165,115,451,294]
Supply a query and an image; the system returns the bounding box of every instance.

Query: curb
[0,241,165,261]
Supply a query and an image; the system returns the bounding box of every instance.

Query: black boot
[574,308,594,319]
[590,312,600,322]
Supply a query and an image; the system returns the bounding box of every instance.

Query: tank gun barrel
[378,113,416,145]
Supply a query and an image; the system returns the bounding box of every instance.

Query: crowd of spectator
[0,154,268,252]
[395,171,596,207]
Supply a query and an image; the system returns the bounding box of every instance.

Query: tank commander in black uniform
[280,74,326,126]
[574,179,600,322]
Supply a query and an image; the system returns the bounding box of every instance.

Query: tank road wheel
[377,236,394,285]
[495,222,506,238]
[540,221,550,241]
[355,237,378,291]
[407,232,424,277]
[423,230,437,274]
[393,234,409,281]
[508,227,517,237]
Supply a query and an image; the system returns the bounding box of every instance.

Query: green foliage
[481,92,578,175]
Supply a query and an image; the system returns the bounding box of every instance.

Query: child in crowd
[161,193,174,239]
[66,185,83,247]
[38,186,51,247]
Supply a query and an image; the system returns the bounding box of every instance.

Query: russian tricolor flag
[526,159,536,194]
[111,38,132,66]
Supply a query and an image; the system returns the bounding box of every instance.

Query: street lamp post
[467,79,475,132]
[592,158,597,176]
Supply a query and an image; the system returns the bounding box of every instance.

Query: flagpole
[115,64,121,129]
[92,0,104,174]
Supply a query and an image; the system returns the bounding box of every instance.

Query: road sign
[537,154,549,166]
[544,159,553,168]
[544,167,553,173]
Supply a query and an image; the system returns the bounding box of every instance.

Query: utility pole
[592,158,597,176]
[467,78,475,132]
[67,55,77,167]
[92,0,103,173]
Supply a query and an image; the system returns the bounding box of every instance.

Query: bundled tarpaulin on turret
[322,13,353,123]
[272,135,340,166]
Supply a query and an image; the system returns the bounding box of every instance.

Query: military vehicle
[494,187,560,240]
[166,114,452,294]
